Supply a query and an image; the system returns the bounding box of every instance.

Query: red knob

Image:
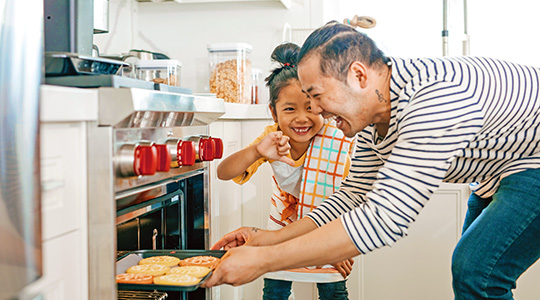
[199,138,215,161]
[179,140,196,166]
[134,145,157,176]
[155,144,171,172]
[211,138,223,159]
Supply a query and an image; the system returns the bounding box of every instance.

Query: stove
[84,87,224,300]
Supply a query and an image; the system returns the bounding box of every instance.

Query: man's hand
[203,246,269,287]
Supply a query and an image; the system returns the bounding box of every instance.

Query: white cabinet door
[20,122,89,300]
[354,184,469,300]
[40,123,87,241]
[210,119,277,300]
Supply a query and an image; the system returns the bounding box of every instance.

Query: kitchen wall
[93,1,540,299]
[326,0,540,66]
[94,0,331,103]
[94,0,540,98]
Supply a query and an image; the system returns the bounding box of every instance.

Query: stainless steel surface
[116,143,141,178]
[128,49,154,60]
[93,0,110,34]
[44,0,93,55]
[462,0,470,56]
[442,0,449,56]
[98,88,225,128]
[203,169,211,250]
[87,125,116,300]
[116,191,180,225]
[45,52,129,76]
[0,0,43,298]
[86,87,222,299]
[114,127,208,192]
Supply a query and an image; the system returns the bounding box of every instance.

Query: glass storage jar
[207,43,252,104]
[135,59,181,86]
[251,68,262,104]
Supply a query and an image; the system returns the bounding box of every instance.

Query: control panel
[115,135,223,178]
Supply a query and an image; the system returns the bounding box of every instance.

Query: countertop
[40,85,98,122]
[219,103,273,120]
[41,85,271,122]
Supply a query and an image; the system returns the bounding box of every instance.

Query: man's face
[298,55,375,138]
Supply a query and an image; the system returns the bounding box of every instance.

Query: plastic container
[136,59,181,86]
[251,68,262,104]
[207,43,252,104]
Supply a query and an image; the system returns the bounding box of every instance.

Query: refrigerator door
[0,0,43,298]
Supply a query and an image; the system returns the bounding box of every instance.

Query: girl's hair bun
[265,42,301,110]
[270,42,300,67]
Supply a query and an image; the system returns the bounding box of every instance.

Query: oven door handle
[115,177,180,201]
[116,188,183,224]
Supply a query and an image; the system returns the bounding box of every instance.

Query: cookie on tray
[116,273,153,284]
[179,256,220,268]
[168,266,211,278]
[153,274,201,286]
[127,264,169,276]
[139,255,181,267]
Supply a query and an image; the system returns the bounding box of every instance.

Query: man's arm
[205,218,359,287]
[210,216,318,250]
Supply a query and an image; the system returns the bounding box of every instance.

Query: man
[205,22,540,299]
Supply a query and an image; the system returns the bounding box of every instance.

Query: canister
[135,59,181,86]
[207,43,252,104]
[251,68,263,104]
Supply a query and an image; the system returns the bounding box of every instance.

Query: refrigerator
[0,0,43,299]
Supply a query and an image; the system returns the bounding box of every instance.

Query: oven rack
[118,290,168,300]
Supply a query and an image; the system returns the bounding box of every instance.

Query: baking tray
[116,249,226,292]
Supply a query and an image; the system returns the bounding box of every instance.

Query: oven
[85,87,224,300]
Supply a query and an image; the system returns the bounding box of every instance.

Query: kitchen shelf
[135,0,291,9]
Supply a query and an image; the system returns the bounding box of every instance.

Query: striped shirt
[306,56,540,254]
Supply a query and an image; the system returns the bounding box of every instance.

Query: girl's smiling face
[271,79,324,149]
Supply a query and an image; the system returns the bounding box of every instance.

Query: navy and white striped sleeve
[313,79,484,254]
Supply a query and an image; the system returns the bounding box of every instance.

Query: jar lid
[135,59,182,68]
[207,43,253,53]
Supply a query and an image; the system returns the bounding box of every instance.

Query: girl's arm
[217,131,295,181]
[217,143,264,180]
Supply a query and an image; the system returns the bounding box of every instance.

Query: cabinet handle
[41,179,65,191]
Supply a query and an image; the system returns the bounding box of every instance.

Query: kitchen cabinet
[351,184,470,300]
[513,256,540,299]
[209,103,274,300]
[350,182,540,300]
[19,85,96,300]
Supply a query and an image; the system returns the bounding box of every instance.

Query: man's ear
[349,61,368,88]
[269,105,278,123]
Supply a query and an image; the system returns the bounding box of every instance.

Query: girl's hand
[256,131,295,166]
[331,258,355,278]
[210,227,268,250]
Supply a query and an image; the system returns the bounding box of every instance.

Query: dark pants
[263,278,349,300]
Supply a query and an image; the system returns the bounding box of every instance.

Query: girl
[217,43,353,300]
